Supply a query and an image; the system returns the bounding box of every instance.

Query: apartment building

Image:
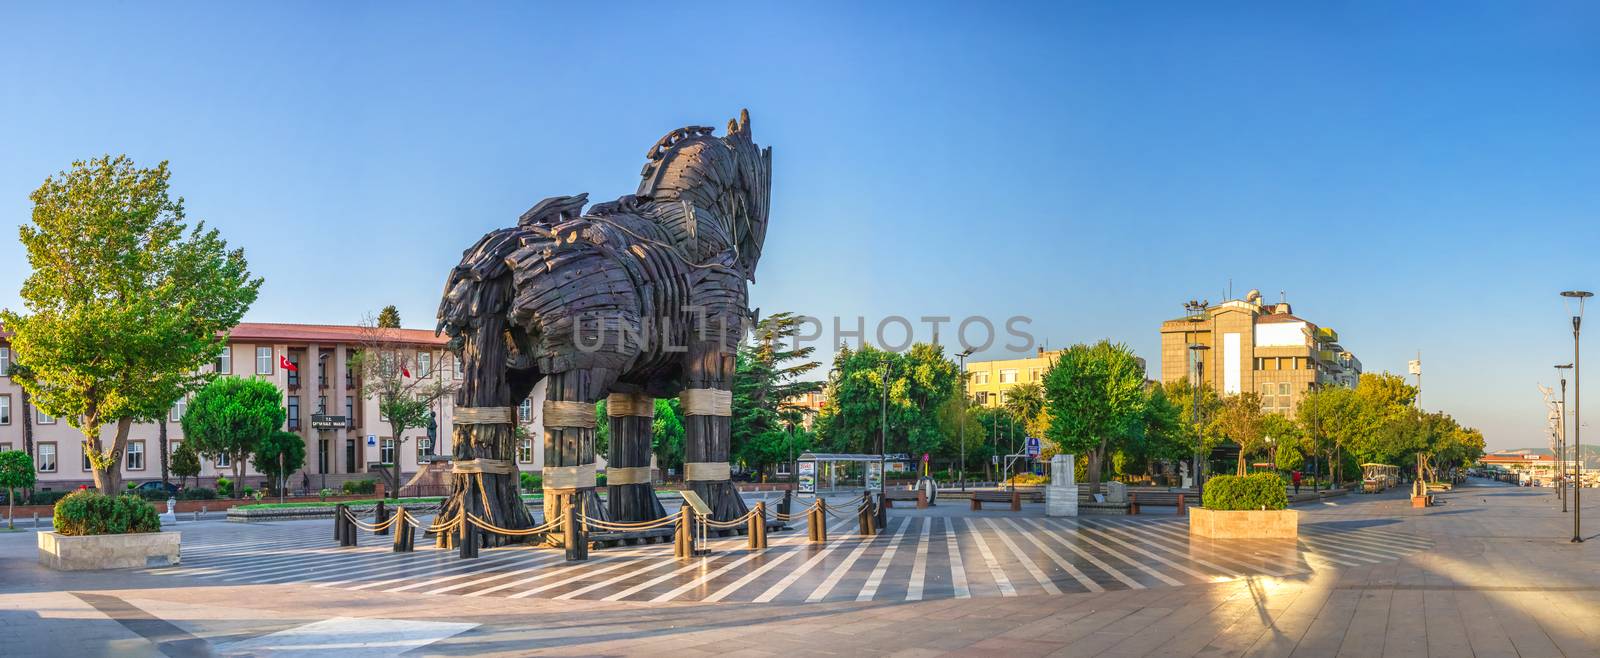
[1158,289,1362,416]
[0,323,553,492]
[964,348,1064,407]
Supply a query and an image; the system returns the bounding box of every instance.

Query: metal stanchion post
[375,500,389,536]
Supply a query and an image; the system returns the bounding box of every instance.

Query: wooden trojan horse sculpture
[435,110,772,547]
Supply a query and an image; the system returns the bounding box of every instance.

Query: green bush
[178,488,217,500]
[1202,473,1289,511]
[519,471,541,492]
[217,477,233,497]
[52,491,161,536]
[136,489,171,501]
[28,490,71,505]
[342,479,377,495]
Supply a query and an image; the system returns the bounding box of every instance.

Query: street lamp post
[1185,299,1210,497]
[1557,363,1573,511]
[1562,290,1591,543]
[958,348,973,491]
[879,359,891,520]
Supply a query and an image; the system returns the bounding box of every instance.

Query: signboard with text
[1026,437,1041,458]
[797,460,816,494]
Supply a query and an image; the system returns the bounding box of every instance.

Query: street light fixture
[1557,363,1573,511]
[1561,290,1591,543]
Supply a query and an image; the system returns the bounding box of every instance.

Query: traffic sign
[1026,437,1041,458]
[367,434,377,446]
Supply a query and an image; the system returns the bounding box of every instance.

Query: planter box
[1411,495,1431,508]
[38,531,181,570]
[1188,507,1297,539]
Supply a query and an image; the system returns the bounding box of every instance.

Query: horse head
[637,109,772,281]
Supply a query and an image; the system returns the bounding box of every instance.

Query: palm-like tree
[1004,382,1046,428]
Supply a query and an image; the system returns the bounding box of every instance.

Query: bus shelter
[795,452,911,495]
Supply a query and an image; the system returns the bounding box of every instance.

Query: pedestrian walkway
[148,508,1431,604]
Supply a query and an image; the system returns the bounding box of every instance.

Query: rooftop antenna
[1280,290,1286,304]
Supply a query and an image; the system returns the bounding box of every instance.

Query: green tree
[1210,392,1267,475]
[377,305,401,328]
[182,377,284,498]
[1042,341,1146,494]
[732,313,823,475]
[653,398,686,475]
[0,451,35,529]
[1298,384,1361,484]
[352,318,456,498]
[816,342,959,461]
[170,441,201,490]
[1004,382,1049,440]
[0,156,261,493]
[1261,413,1304,471]
[1139,384,1189,464]
[253,430,307,501]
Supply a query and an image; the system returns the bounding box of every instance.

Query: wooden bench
[1128,491,1187,515]
[881,488,927,509]
[970,490,1021,512]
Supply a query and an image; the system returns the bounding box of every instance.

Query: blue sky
[2,2,1598,449]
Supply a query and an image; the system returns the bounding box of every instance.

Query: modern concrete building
[0,322,553,493]
[1159,289,1361,415]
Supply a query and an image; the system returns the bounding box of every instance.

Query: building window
[127,441,145,471]
[974,391,989,405]
[346,439,357,473]
[1030,368,1043,382]
[170,397,187,423]
[37,443,56,472]
[417,352,432,378]
[971,372,989,385]
[517,438,534,464]
[256,347,273,374]
[317,356,328,388]
[380,438,395,465]
[1260,383,1276,411]
[318,439,330,474]
[216,452,230,468]
[37,409,55,425]
[286,353,300,388]
[0,395,9,425]
[0,443,10,452]
[83,450,93,471]
[999,369,1017,384]
[346,364,355,388]
[287,397,300,430]
[345,397,354,427]
[417,437,432,462]
[317,395,327,415]
[519,399,532,422]
[215,346,231,374]
[0,347,10,376]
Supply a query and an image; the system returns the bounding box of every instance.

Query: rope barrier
[343,507,402,533]
[700,508,759,529]
[581,515,680,532]
[465,512,563,536]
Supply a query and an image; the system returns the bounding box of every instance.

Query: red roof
[228,322,447,346]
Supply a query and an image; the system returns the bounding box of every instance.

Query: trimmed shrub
[52,491,162,536]
[1202,473,1289,511]
[28,490,71,506]
[137,489,171,502]
[216,477,233,497]
[342,479,377,495]
[178,487,217,500]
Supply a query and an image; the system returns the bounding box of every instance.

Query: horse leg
[682,342,749,521]
[540,368,616,545]
[606,390,667,523]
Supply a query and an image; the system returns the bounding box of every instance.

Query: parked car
[133,481,180,496]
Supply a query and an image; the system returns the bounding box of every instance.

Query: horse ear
[739,109,751,134]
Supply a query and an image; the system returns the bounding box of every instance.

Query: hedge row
[1202,473,1289,511]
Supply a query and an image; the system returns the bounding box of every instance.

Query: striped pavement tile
[148,513,1433,604]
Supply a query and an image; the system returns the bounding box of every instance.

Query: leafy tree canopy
[182,376,284,496]
[253,430,308,489]
[1042,340,1146,493]
[0,156,260,492]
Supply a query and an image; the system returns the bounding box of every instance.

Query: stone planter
[38,531,181,570]
[1188,507,1297,539]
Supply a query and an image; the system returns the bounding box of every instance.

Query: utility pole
[1562,290,1591,543]
[958,348,972,491]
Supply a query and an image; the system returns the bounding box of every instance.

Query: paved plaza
[4,480,1600,656]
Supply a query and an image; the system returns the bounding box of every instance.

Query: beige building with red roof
[0,322,554,493]
[1159,289,1361,415]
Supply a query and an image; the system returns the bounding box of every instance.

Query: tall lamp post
[879,358,892,516]
[1557,363,1573,511]
[957,348,973,491]
[1185,299,1211,496]
[1562,290,1591,543]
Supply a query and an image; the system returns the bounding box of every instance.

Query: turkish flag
[401,365,412,378]
[280,355,298,372]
